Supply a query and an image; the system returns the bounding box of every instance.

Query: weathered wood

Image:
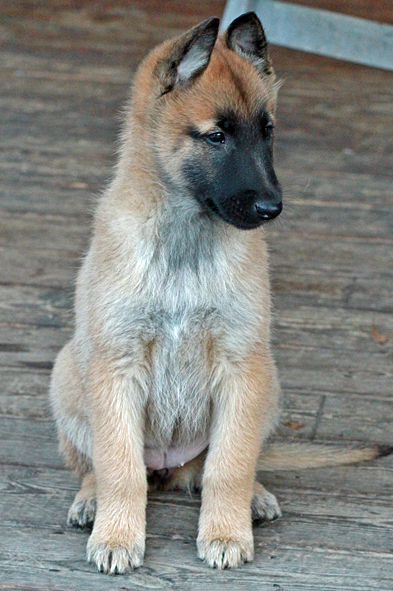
[1,464,392,556]
[0,418,62,469]
[0,247,81,289]
[316,394,393,442]
[276,348,392,398]
[0,368,51,418]
[1,0,393,588]
[1,525,393,591]
[1,170,392,219]
[0,285,73,327]
[0,212,88,251]
[0,325,70,370]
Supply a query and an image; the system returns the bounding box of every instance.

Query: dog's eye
[206,131,225,145]
[264,123,275,139]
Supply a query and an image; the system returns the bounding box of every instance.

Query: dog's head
[131,13,282,230]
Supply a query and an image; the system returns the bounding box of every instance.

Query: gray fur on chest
[103,209,260,447]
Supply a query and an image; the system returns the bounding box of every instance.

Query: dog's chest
[106,220,261,448]
[138,283,241,449]
[121,220,258,356]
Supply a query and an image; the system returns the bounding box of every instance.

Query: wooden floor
[1,1,392,589]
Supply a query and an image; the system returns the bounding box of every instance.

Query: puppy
[50,12,385,573]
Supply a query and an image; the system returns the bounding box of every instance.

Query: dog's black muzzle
[209,184,283,230]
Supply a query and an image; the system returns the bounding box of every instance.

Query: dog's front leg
[86,358,147,574]
[197,349,274,569]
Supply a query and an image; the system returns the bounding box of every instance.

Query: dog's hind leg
[67,471,97,528]
[251,480,281,522]
[163,450,207,493]
[57,430,97,527]
[51,342,97,527]
[58,428,92,476]
[163,453,281,524]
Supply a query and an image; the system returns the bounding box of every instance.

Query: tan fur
[257,442,384,471]
[49,16,385,575]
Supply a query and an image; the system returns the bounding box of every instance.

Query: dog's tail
[257,442,393,471]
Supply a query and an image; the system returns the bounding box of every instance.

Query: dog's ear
[225,12,273,77]
[157,17,219,95]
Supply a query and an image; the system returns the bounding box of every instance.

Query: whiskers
[271,175,315,230]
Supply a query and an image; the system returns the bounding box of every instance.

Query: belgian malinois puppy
[50,12,386,573]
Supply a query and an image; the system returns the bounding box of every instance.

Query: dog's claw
[197,538,254,569]
[87,539,144,574]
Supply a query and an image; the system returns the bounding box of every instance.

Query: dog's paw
[87,537,144,574]
[197,537,254,569]
[251,489,281,523]
[67,497,96,528]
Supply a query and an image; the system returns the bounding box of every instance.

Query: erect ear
[157,17,219,95]
[225,12,273,77]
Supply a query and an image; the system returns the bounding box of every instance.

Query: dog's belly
[142,312,215,455]
[144,435,209,470]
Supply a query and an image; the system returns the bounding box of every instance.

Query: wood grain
[0,0,392,588]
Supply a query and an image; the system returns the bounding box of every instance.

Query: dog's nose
[254,200,282,220]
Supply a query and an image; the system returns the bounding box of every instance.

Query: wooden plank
[276,346,392,398]
[1,1,392,588]
[1,1,225,57]
[1,242,392,315]
[0,363,323,443]
[274,305,393,353]
[0,212,88,252]
[0,524,392,591]
[1,458,391,512]
[0,183,96,217]
[316,394,393,443]
[275,202,393,240]
[0,411,390,472]
[269,234,393,274]
[1,169,391,217]
[1,462,391,532]
[1,458,393,586]
[1,478,393,562]
[0,368,51,418]
[262,455,393,496]
[0,247,80,289]
[277,170,393,208]
[1,174,391,241]
[1,210,391,263]
[0,285,72,327]
[0,148,112,194]
[0,418,62,469]
[0,323,390,398]
[0,325,70,370]
[273,272,393,314]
